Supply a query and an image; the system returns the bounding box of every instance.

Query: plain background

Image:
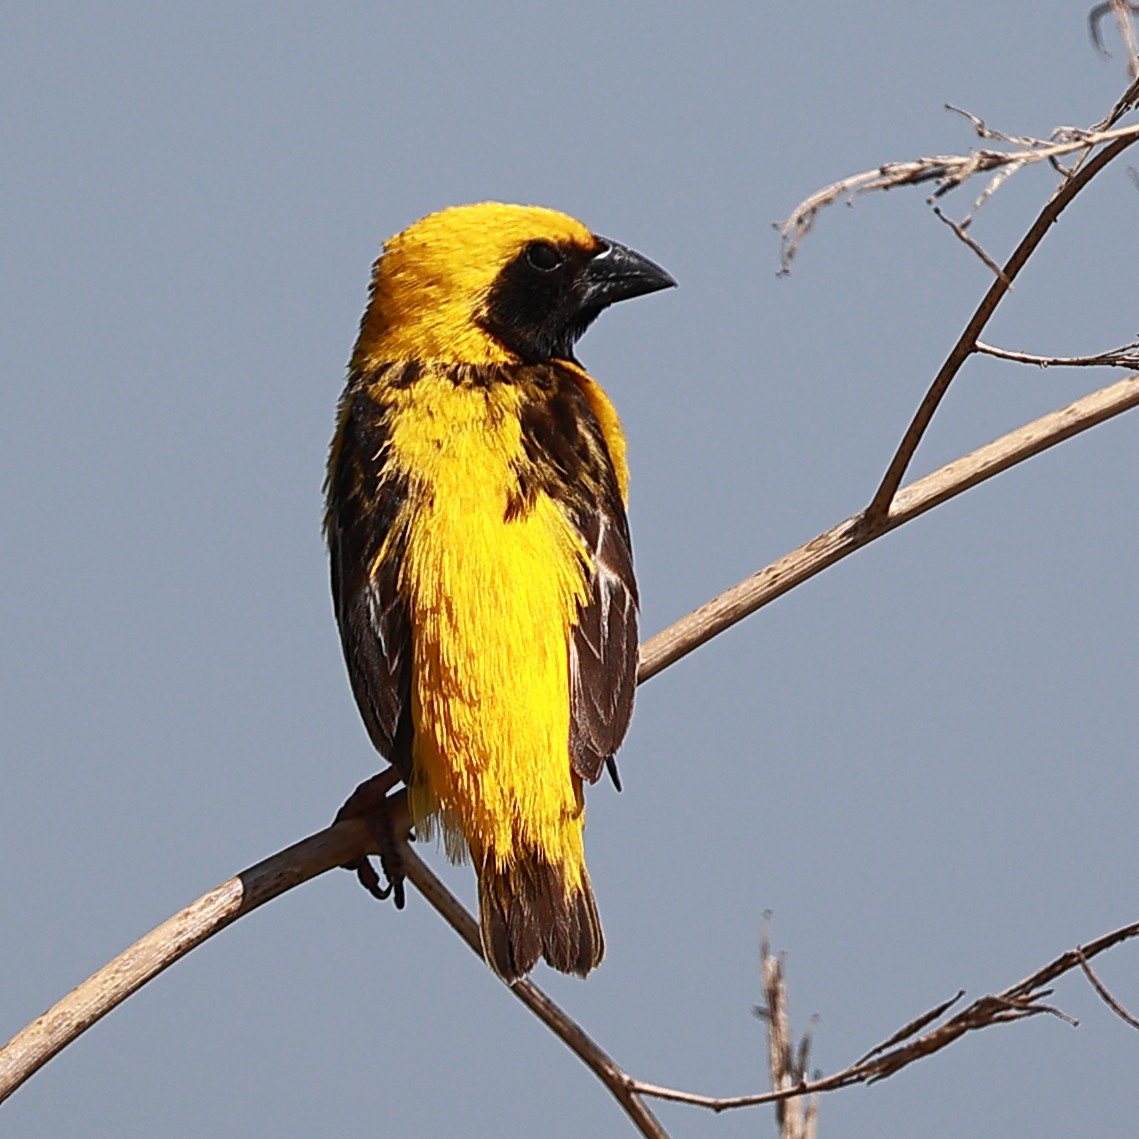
[3,3,1138,1137]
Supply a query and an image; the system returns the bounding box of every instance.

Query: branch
[775,52,1139,523]
[624,919,1139,1114]
[1090,1,1139,78]
[1075,947,1139,1031]
[863,128,1139,522]
[931,204,1011,281]
[974,338,1139,369]
[400,844,670,1139]
[776,121,1139,275]
[0,790,668,1138]
[0,815,380,1106]
[638,372,1139,682]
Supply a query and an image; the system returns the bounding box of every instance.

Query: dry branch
[0,816,381,1108]
[974,338,1139,369]
[776,121,1139,275]
[624,920,1139,1114]
[400,844,671,1139]
[773,82,1139,537]
[1074,948,1139,1031]
[638,372,1139,682]
[1090,1,1139,78]
[863,128,1139,521]
[755,923,818,1139]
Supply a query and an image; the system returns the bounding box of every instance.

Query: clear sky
[3,3,1138,1137]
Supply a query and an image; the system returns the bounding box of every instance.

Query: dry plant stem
[0,814,385,1106]
[776,123,1139,272]
[864,130,1139,522]
[1090,1,1139,77]
[1074,948,1139,1030]
[931,207,1009,280]
[974,339,1139,369]
[401,846,670,1139]
[626,919,1139,1113]
[0,801,668,1139]
[638,372,1139,682]
[757,927,818,1139]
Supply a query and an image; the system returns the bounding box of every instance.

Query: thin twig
[400,846,670,1139]
[863,130,1139,522]
[851,990,966,1066]
[1090,1,1139,77]
[776,122,1139,274]
[1094,71,1139,131]
[931,205,1010,279]
[1075,947,1139,1030]
[974,338,1139,368]
[625,919,1139,1113]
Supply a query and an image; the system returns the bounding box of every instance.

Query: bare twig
[756,925,818,1139]
[400,845,670,1139]
[863,129,1139,522]
[931,205,1010,279]
[0,804,669,1139]
[776,122,1139,274]
[946,103,1048,149]
[851,990,966,1066]
[779,115,1139,526]
[625,919,1139,1114]
[1090,1,1139,77]
[975,338,1139,368]
[1096,71,1139,130]
[1075,947,1139,1031]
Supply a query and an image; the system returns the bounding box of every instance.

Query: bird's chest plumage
[382,373,590,860]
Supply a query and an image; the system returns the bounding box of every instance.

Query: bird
[324,202,674,981]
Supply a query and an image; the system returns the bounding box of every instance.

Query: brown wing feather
[569,503,638,784]
[325,367,414,779]
[512,361,639,786]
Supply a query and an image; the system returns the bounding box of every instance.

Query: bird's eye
[525,241,565,272]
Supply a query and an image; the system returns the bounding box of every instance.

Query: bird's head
[352,202,675,369]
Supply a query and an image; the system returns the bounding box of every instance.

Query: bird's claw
[335,767,408,909]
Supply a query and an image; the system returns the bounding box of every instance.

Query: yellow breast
[383,371,590,878]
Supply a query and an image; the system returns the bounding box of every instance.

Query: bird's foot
[334,768,408,909]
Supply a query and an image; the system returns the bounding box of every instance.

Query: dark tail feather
[478,856,604,983]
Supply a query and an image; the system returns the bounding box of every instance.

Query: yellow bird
[325,202,674,981]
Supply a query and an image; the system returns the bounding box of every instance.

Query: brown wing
[324,369,414,780]
[513,361,639,786]
[569,502,639,785]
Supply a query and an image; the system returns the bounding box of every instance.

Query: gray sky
[3,3,1138,1137]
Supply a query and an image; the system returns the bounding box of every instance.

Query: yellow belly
[385,375,590,882]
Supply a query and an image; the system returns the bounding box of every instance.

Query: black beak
[577,236,677,310]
